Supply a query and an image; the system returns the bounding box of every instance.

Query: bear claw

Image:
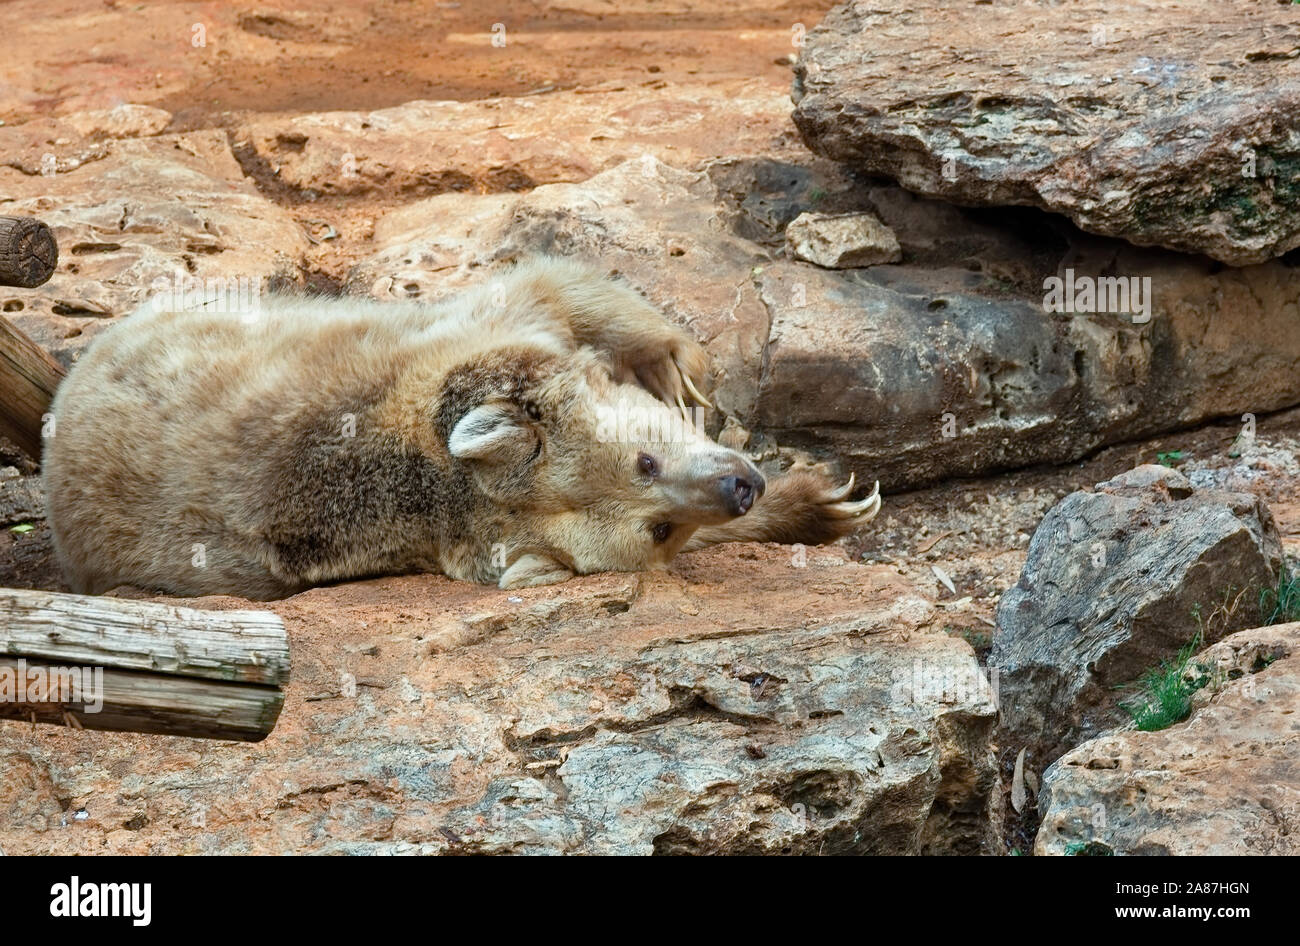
[828,478,881,521]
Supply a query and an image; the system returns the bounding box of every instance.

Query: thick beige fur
[43,259,879,598]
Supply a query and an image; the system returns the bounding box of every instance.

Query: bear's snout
[720,470,765,516]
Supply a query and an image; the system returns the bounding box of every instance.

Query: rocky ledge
[793,0,1300,264]
[0,546,1001,855]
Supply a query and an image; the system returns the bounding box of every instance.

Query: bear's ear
[448,403,536,464]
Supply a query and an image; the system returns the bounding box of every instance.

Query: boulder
[348,154,1300,490]
[792,0,1300,265]
[0,130,308,365]
[0,546,1002,855]
[0,105,172,179]
[991,465,1284,769]
[1036,622,1300,856]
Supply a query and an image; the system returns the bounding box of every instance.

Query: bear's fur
[43,259,880,598]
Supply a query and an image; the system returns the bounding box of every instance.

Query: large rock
[236,79,797,199]
[0,546,1002,855]
[792,0,1300,265]
[348,158,776,422]
[348,154,1300,490]
[0,127,308,365]
[1036,623,1300,856]
[991,465,1284,769]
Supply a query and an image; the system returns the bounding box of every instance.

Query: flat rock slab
[237,79,798,199]
[0,127,308,366]
[793,0,1300,264]
[0,545,1002,855]
[1036,622,1300,856]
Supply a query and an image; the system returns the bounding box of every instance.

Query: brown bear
[43,258,880,599]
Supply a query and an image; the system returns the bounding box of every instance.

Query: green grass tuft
[1120,631,1208,732]
[1064,840,1113,856]
[1260,561,1300,626]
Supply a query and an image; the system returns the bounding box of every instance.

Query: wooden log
[0,657,284,742]
[0,216,58,288]
[0,313,65,459]
[0,588,290,742]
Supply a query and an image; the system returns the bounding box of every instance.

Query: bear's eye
[524,401,542,421]
[637,452,659,478]
[650,522,672,544]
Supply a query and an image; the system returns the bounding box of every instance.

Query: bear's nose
[721,473,764,516]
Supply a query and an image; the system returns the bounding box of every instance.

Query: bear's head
[444,349,764,586]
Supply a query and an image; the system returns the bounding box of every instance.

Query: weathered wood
[0,657,284,742]
[0,588,289,686]
[0,313,65,459]
[0,216,57,288]
[0,588,290,741]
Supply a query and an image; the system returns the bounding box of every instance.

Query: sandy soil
[0,0,829,124]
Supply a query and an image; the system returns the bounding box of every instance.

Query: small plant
[1119,630,1208,732]
[1251,651,1279,672]
[1155,449,1184,467]
[8,523,33,534]
[944,624,992,652]
[1260,561,1300,626]
[1063,840,1113,856]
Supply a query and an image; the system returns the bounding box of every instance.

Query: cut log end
[0,216,58,289]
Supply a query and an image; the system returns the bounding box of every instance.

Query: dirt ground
[1,0,829,122]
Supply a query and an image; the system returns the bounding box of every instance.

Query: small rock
[785,211,901,268]
[62,104,172,140]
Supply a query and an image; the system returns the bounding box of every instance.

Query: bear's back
[43,295,456,596]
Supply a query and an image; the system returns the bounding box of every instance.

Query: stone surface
[792,0,1300,265]
[0,467,55,591]
[991,465,1284,769]
[62,104,172,140]
[785,210,901,268]
[0,466,43,527]
[348,154,1300,491]
[1035,622,1300,856]
[0,105,172,180]
[236,79,798,199]
[0,130,308,365]
[0,546,1002,855]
